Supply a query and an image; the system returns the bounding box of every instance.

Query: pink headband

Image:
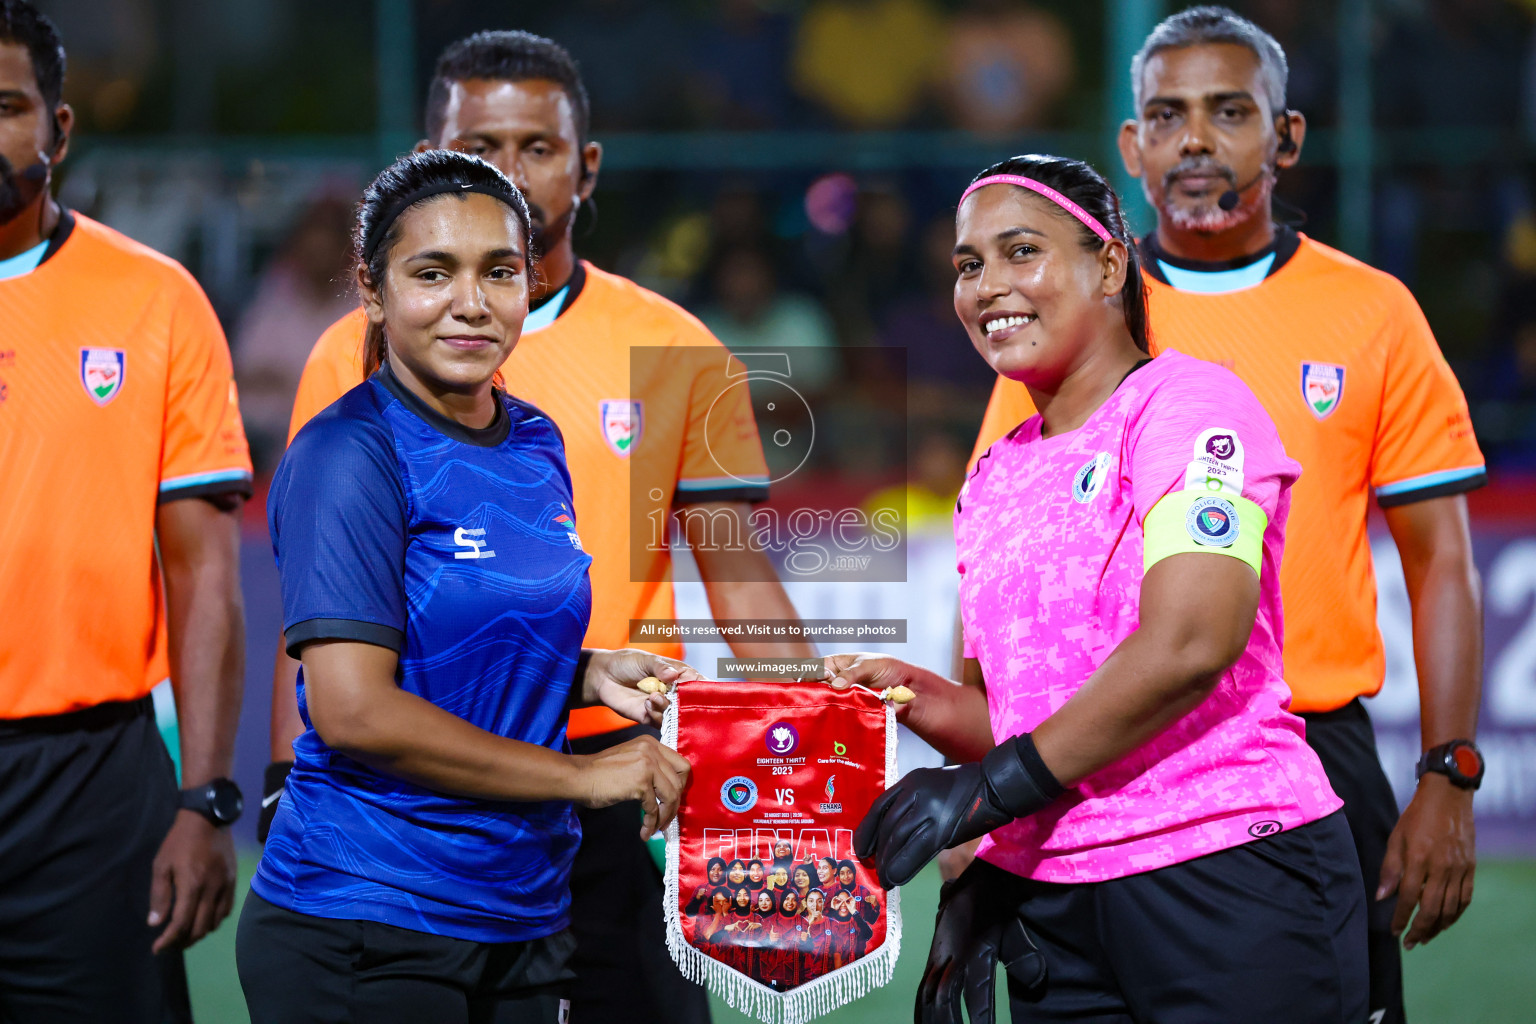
[959,174,1115,244]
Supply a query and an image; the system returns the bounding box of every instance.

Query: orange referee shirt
[1,213,253,719]
[287,262,770,738]
[968,230,1484,714]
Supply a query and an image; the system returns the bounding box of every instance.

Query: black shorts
[566,724,711,1024]
[236,893,575,1024]
[1302,699,1406,1024]
[0,698,191,1024]
[1005,811,1368,1023]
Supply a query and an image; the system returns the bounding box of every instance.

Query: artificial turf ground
[192,856,1536,1023]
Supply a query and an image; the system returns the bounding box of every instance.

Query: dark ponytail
[353,150,534,377]
[967,155,1151,354]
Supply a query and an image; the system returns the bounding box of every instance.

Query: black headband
[361,181,520,265]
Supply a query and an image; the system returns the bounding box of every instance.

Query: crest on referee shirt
[600,399,643,456]
[1300,362,1345,420]
[80,348,126,405]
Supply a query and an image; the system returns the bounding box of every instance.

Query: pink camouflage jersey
[956,350,1342,883]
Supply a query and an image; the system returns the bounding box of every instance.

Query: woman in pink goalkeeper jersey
[826,156,1367,1024]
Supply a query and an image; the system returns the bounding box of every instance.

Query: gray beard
[1152,173,1274,235]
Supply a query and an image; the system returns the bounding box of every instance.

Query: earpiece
[1218,114,1296,211]
[1276,113,1298,155]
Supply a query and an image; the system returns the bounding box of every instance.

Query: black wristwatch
[181,777,245,825]
[1415,740,1485,791]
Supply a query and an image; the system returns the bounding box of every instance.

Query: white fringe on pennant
[660,696,903,1024]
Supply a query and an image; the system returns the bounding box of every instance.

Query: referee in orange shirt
[0,3,251,1021]
[261,31,813,1024]
[970,10,1483,1023]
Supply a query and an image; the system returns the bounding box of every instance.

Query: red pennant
[662,680,901,1023]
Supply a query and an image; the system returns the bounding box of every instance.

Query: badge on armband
[1185,496,1240,547]
[1143,466,1268,576]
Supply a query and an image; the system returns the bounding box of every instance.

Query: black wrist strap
[981,733,1066,818]
[263,760,294,797]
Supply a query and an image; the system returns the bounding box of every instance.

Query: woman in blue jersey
[236,150,695,1024]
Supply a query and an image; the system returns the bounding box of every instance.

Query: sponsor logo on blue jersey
[452,526,495,560]
[553,508,583,551]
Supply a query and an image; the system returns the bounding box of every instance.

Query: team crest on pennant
[1300,362,1344,420]
[80,348,126,405]
[600,400,643,456]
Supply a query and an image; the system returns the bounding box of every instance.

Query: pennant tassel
[660,691,902,1024]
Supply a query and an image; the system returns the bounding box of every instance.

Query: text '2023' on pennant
[662,679,901,1024]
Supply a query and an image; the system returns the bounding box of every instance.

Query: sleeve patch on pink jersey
[1182,427,1246,496]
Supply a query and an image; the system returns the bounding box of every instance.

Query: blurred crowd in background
[34,0,1536,517]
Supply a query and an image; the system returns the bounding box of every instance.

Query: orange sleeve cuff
[567,705,638,740]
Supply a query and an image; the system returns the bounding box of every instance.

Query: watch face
[209,781,244,823]
[1451,745,1483,779]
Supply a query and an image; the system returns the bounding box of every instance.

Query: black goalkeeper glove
[257,760,293,845]
[917,858,1047,1024]
[854,734,1064,889]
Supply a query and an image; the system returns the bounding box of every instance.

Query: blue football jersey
[255,363,593,942]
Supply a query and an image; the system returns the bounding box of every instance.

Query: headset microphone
[13,120,63,187]
[1217,170,1267,212]
[1217,120,1298,212]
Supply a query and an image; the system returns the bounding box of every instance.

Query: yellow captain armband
[1143,490,1268,576]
